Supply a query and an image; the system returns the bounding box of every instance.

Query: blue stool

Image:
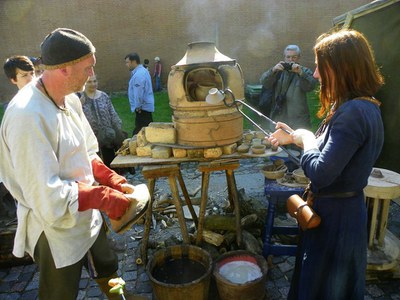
[262,179,305,257]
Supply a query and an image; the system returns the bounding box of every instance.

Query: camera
[281,62,294,71]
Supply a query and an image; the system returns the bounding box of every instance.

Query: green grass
[111,91,173,134]
[0,89,321,134]
[307,89,322,132]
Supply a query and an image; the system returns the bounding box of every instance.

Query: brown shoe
[110,183,150,234]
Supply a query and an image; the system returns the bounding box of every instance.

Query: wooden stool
[365,168,400,247]
[140,164,197,264]
[262,179,304,257]
[196,160,242,246]
[364,168,400,271]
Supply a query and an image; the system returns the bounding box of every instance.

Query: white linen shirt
[0,81,103,268]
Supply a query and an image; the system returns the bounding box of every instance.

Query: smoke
[2,1,33,22]
[181,0,227,44]
[181,0,279,59]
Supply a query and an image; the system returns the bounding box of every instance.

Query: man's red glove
[77,182,130,220]
[91,159,127,192]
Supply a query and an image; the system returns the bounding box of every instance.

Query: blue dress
[288,99,384,300]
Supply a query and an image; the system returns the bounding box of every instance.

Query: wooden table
[110,148,282,168]
[111,148,281,263]
[364,168,400,271]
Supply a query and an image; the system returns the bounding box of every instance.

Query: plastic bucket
[147,245,212,300]
[213,250,268,300]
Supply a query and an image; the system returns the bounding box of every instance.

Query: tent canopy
[333,0,400,172]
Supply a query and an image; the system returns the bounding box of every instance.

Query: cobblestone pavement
[1,158,400,299]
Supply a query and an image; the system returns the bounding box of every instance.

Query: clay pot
[167,41,245,147]
[195,83,216,101]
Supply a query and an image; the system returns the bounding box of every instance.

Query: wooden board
[111,148,282,168]
[276,177,308,188]
[364,168,400,199]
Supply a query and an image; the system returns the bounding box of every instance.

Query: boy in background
[3,55,36,90]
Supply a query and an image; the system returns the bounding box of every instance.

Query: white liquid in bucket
[218,261,262,284]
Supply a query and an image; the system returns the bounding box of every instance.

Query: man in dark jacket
[260,45,318,129]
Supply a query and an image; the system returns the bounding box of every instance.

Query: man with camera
[259,45,318,129]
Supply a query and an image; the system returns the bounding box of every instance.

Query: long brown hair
[314,30,384,118]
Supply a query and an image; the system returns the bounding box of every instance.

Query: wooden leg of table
[368,197,379,248]
[225,171,234,211]
[377,199,390,246]
[140,178,156,265]
[177,170,198,225]
[168,175,190,244]
[196,171,210,245]
[226,169,242,247]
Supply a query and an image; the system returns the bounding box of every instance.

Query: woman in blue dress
[269,29,384,299]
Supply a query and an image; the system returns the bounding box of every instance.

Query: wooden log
[246,228,262,237]
[153,205,176,213]
[242,230,262,254]
[241,213,258,228]
[155,196,172,207]
[189,197,202,206]
[224,232,236,245]
[202,230,225,247]
[204,215,236,231]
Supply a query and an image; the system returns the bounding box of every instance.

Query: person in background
[153,56,162,91]
[143,58,149,71]
[260,45,318,129]
[1,55,37,229]
[81,74,123,168]
[0,28,148,300]
[29,56,43,77]
[269,29,384,300]
[125,52,154,136]
[3,55,35,90]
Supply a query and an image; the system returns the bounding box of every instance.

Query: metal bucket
[213,250,268,300]
[147,245,212,300]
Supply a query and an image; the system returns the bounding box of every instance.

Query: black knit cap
[40,28,95,70]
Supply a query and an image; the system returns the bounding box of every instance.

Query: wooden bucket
[146,245,212,300]
[213,250,268,300]
[173,111,243,147]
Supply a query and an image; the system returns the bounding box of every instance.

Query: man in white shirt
[0,28,148,300]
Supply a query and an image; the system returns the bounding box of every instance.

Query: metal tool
[206,88,300,165]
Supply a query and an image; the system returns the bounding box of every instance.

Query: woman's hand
[267,122,294,146]
[267,123,318,151]
[291,129,318,151]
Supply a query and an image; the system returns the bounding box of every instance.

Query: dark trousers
[132,110,153,136]
[99,146,116,168]
[33,226,118,300]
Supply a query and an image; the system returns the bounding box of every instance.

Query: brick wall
[0,0,369,102]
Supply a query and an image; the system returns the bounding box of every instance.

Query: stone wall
[0,0,369,102]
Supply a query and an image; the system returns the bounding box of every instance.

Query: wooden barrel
[173,111,243,147]
[146,245,212,300]
[213,250,268,300]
